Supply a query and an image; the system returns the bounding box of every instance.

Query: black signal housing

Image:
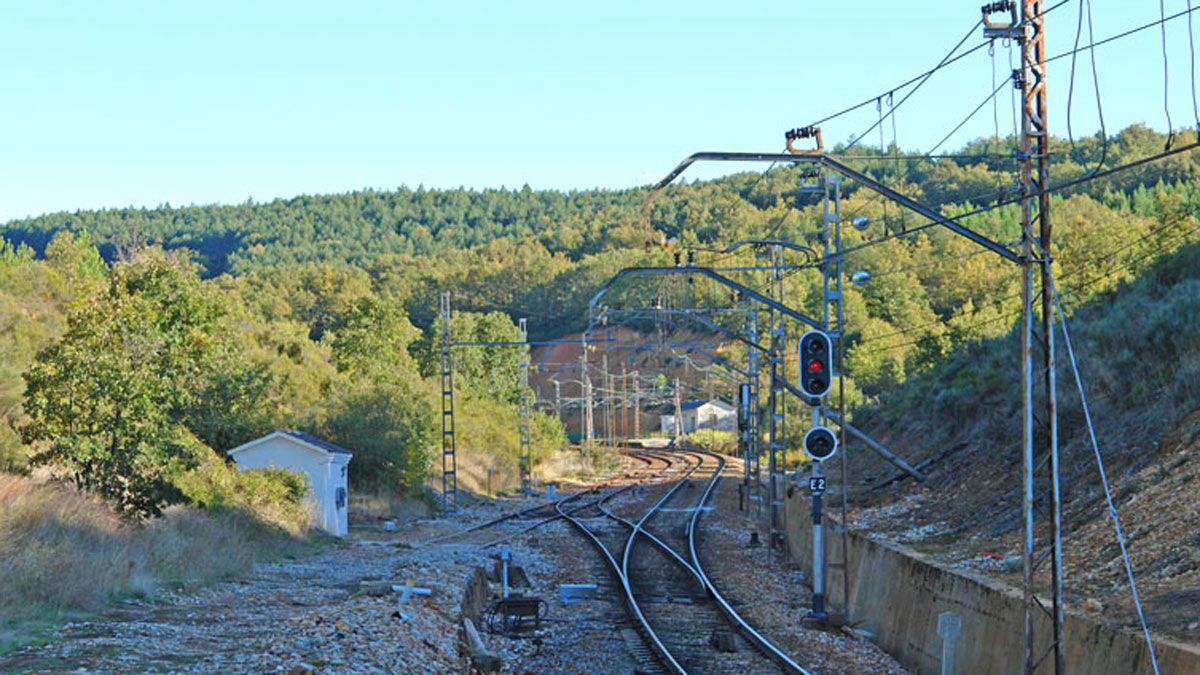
[798,330,833,399]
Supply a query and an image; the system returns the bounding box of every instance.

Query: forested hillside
[2,124,1199,512]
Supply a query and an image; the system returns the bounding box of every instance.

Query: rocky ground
[694,462,908,675]
[2,452,914,673]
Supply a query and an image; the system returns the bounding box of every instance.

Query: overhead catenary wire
[751,4,1199,247]
[855,218,1200,354]
[1067,0,1109,174]
[844,19,983,153]
[838,1,1200,240]
[799,0,1074,133]
[1161,0,1176,149]
[926,78,1011,157]
[828,139,1200,265]
[1189,0,1200,129]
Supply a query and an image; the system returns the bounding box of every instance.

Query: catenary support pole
[633,371,641,439]
[439,292,458,513]
[518,318,533,495]
[674,378,683,438]
[1017,1,1064,671]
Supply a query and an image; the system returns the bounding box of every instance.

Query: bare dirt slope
[845,407,1200,643]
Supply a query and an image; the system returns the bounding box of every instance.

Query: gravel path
[2,453,913,674]
[0,534,468,673]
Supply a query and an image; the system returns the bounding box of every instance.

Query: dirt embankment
[845,408,1200,643]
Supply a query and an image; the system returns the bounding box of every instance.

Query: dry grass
[432,444,620,502]
[0,472,314,633]
[0,473,150,617]
[347,491,433,522]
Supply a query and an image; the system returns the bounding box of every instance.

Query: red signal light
[807,360,824,374]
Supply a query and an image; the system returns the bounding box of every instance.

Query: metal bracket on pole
[818,407,927,482]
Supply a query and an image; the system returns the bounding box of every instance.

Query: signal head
[804,426,838,462]
[798,330,833,399]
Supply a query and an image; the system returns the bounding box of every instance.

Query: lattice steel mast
[518,318,533,495]
[439,292,458,513]
[1012,0,1064,671]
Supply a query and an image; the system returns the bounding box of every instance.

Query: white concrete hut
[228,429,353,537]
[660,399,737,435]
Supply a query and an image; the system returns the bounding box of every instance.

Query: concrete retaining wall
[781,490,1200,674]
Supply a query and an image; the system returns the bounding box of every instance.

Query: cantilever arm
[649,151,1020,264]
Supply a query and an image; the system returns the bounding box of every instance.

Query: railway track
[415,451,672,549]
[560,448,811,675]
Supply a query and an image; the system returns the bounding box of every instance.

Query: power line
[800,0,1074,133]
[831,139,1200,265]
[844,19,983,153]
[926,78,1010,157]
[831,152,1020,163]
[1161,0,1176,148]
[853,209,1199,350]
[1048,273,1161,675]
[1067,0,1109,174]
[841,0,1200,237]
[1190,0,1200,129]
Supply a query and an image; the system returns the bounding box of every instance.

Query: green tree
[22,251,225,517]
[322,374,436,494]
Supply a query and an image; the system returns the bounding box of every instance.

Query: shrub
[173,451,311,536]
[322,375,437,495]
[0,422,26,474]
[680,429,739,456]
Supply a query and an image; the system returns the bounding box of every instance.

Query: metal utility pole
[1012,0,1064,671]
[553,380,562,422]
[745,306,761,515]
[620,363,628,447]
[633,371,641,439]
[820,174,853,620]
[518,318,533,495]
[439,292,458,513]
[767,244,786,546]
[601,354,611,447]
[581,339,594,446]
[673,378,683,438]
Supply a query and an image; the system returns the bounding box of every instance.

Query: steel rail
[619,451,706,674]
[417,452,657,547]
[477,452,672,549]
[555,450,695,675]
[686,450,812,675]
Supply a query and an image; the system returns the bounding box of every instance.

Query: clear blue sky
[1,1,1195,222]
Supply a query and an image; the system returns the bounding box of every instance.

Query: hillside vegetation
[2,125,1198,500]
[850,241,1200,637]
[2,123,1199,642]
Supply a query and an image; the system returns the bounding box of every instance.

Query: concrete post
[938,611,962,675]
